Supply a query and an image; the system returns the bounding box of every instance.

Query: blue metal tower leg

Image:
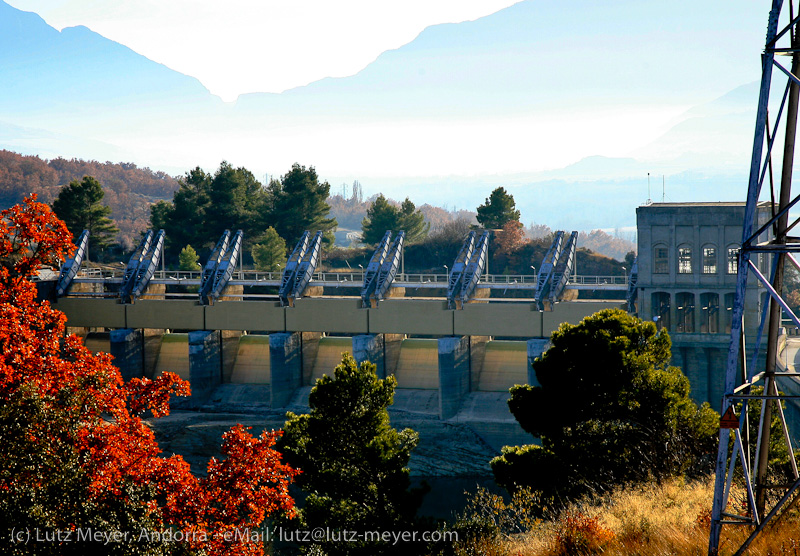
[709,1,796,553]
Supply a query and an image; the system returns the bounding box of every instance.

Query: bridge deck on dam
[57,297,624,338]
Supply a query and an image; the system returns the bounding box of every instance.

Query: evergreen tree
[491,309,718,507]
[281,353,425,556]
[361,194,399,245]
[51,176,118,259]
[178,244,201,271]
[361,195,428,245]
[251,227,287,272]
[149,200,173,231]
[475,187,520,229]
[151,163,269,260]
[398,198,429,244]
[269,164,337,245]
[204,162,265,240]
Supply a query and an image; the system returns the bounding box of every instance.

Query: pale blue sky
[0,0,781,226]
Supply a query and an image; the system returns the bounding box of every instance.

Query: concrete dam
[49,228,628,482]
[62,296,625,462]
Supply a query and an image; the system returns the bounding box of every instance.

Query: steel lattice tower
[709,1,800,553]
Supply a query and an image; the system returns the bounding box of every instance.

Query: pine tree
[398,198,429,244]
[251,227,287,272]
[51,176,118,259]
[178,244,201,271]
[269,164,337,244]
[281,354,424,556]
[491,309,718,507]
[361,194,399,245]
[150,162,270,261]
[476,187,521,230]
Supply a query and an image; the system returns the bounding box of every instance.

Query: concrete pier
[353,334,385,378]
[188,330,222,402]
[109,328,144,381]
[270,332,302,407]
[527,339,549,387]
[438,336,471,420]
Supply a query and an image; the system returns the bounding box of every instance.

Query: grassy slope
[490,478,798,556]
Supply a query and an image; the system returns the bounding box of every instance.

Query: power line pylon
[709,1,800,553]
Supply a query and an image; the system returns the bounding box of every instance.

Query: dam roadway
[56,295,623,337]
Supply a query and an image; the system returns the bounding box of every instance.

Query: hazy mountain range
[0,0,771,230]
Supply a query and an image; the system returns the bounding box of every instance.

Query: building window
[676,292,695,333]
[703,246,717,274]
[651,292,670,331]
[727,247,740,274]
[678,246,693,274]
[653,246,668,274]
[700,293,719,334]
[724,292,735,334]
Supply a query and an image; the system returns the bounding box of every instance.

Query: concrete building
[635,202,773,410]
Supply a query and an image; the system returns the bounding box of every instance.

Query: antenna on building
[647,173,651,204]
[662,175,665,202]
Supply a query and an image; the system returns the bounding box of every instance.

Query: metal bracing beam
[284,231,323,307]
[123,230,164,303]
[279,231,310,305]
[199,230,230,303]
[119,230,152,301]
[457,231,490,309]
[361,231,392,307]
[626,257,639,314]
[56,229,90,297]
[709,1,800,553]
[372,231,404,306]
[534,231,564,310]
[446,231,476,309]
[205,230,243,305]
[548,231,578,307]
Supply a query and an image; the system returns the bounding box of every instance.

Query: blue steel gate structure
[709,1,800,553]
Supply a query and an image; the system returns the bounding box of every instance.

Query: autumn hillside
[0,150,179,248]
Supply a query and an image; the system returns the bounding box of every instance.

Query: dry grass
[497,477,800,556]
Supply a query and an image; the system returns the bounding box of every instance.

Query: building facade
[636,202,772,410]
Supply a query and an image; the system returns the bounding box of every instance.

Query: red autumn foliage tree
[494,220,525,259]
[0,196,297,555]
[492,220,527,272]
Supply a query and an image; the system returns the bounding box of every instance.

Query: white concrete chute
[361,230,392,308]
[199,230,231,303]
[534,230,564,310]
[457,231,490,309]
[279,231,310,305]
[285,231,323,307]
[446,231,476,309]
[547,231,578,307]
[373,231,405,305]
[125,229,165,303]
[56,229,90,297]
[119,230,152,301]
[206,230,243,304]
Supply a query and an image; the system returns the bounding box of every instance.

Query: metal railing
[74,268,627,286]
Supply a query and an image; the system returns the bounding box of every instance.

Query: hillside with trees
[0,150,179,249]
